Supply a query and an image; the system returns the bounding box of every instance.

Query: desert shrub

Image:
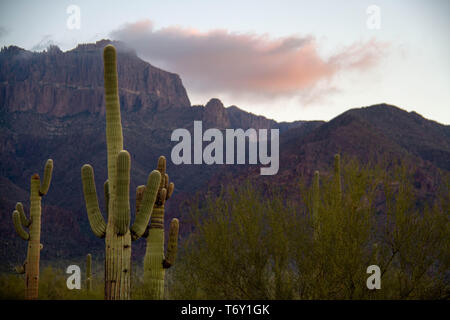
[0,273,25,299]
[169,184,297,299]
[0,265,103,300]
[170,159,449,299]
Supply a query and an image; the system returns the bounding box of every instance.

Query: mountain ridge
[0,39,190,117]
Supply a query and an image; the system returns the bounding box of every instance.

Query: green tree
[170,156,449,300]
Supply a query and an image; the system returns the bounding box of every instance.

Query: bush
[170,158,449,299]
[0,265,103,300]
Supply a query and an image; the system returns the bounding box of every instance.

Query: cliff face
[203,98,231,128]
[0,40,191,117]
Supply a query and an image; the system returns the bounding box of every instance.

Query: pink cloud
[110,20,388,102]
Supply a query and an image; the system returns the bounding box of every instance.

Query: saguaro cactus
[12,159,53,300]
[142,156,179,299]
[86,253,92,291]
[81,45,161,300]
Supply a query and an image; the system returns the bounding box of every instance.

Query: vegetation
[2,153,448,300]
[0,265,103,300]
[169,156,449,299]
[11,159,53,300]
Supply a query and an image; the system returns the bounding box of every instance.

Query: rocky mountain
[0,40,190,117]
[211,104,450,208]
[0,40,448,270]
[343,105,450,170]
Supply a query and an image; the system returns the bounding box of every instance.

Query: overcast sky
[0,0,448,124]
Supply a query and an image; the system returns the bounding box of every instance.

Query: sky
[0,0,449,124]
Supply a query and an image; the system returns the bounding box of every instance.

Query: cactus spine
[86,253,92,291]
[81,45,161,300]
[142,156,179,299]
[12,159,53,300]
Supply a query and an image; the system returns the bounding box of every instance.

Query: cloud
[110,20,388,103]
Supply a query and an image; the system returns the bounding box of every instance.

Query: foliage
[170,157,449,299]
[0,266,103,300]
[1,156,447,300]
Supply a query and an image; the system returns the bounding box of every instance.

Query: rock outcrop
[0,40,191,117]
[203,98,231,128]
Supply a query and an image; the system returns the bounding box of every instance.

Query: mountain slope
[209,104,449,206]
[345,104,450,170]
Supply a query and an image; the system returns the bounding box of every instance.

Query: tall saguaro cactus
[142,156,179,299]
[81,45,161,300]
[12,159,53,300]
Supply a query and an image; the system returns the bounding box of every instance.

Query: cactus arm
[135,185,146,214]
[163,173,169,189]
[113,150,131,235]
[163,218,179,268]
[16,202,31,227]
[157,156,166,176]
[156,156,166,200]
[39,159,53,196]
[81,164,107,238]
[131,170,161,241]
[166,182,174,200]
[159,157,174,201]
[104,180,109,217]
[12,210,30,240]
[136,185,150,239]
